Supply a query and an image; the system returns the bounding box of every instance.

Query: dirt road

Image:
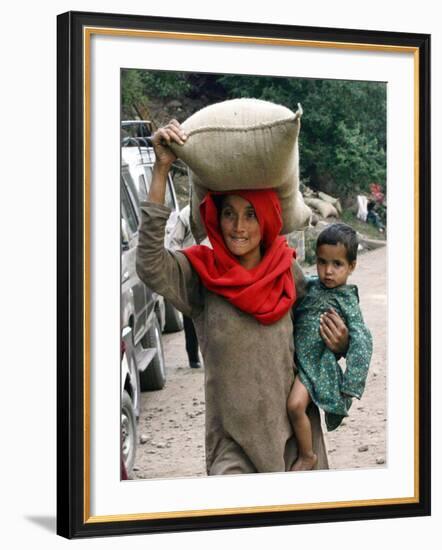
[131,246,387,479]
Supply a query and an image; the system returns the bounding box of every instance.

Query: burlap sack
[318,191,342,214]
[169,98,312,242]
[304,197,339,219]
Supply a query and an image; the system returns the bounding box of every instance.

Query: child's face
[316,243,356,288]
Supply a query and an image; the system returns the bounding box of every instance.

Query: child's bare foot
[291,453,318,471]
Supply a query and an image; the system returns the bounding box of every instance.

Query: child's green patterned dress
[294,277,373,431]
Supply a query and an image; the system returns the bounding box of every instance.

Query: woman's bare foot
[291,453,318,471]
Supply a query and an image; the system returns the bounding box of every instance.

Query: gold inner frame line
[82,25,420,524]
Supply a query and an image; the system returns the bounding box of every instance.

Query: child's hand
[319,308,349,354]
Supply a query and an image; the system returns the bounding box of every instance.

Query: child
[288,223,373,471]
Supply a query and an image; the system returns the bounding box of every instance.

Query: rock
[132,466,140,471]
[358,445,369,452]
[376,457,385,465]
[310,213,320,226]
[140,435,149,444]
[156,443,166,449]
[168,99,182,108]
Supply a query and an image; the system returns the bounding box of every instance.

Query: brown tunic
[136,201,328,475]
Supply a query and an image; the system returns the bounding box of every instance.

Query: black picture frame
[57,10,431,539]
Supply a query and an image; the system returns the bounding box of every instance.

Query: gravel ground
[131,246,387,479]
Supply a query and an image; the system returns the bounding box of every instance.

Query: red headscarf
[182,189,296,325]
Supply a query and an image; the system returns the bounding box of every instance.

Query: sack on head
[169,98,312,242]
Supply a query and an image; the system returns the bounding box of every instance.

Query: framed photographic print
[57,10,431,539]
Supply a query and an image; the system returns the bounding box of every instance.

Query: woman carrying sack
[136,119,348,475]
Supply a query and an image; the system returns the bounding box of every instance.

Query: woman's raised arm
[148,119,187,204]
[136,121,204,319]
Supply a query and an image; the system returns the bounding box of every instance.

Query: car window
[143,166,174,210]
[138,174,149,202]
[121,180,139,235]
[166,176,177,211]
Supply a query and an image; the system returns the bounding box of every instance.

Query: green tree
[121,69,191,118]
[121,70,146,118]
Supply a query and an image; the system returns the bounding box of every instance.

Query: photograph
[3,1,441,549]
[55,10,430,538]
[119,70,388,482]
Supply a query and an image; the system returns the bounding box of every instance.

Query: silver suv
[121,161,167,474]
[121,123,184,332]
[120,122,186,475]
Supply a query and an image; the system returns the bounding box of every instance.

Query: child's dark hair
[316,223,359,263]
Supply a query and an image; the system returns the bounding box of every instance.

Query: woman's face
[220,194,262,269]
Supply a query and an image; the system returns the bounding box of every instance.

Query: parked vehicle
[121,161,167,474]
[122,121,184,332]
[120,331,139,474]
[121,119,154,142]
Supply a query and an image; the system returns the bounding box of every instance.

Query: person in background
[168,204,202,369]
[366,200,385,232]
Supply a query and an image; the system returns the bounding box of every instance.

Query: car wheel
[121,389,137,475]
[164,301,184,332]
[140,316,166,391]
